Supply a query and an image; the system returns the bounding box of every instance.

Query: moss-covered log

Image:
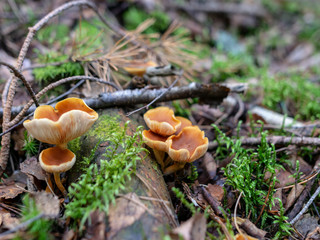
[67,108,178,239]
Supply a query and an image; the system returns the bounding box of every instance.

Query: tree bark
[68,108,178,240]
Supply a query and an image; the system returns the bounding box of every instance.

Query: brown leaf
[170,213,206,240]
[107,193,146,239]
[285,184,305,211]
[0,182,26,199]
[265,168,292,188]
[82,210,106,240]
[33,191,60,218]
[202,153,217,179]
[20,157,46,181]
[236,217,267,239]
[207,184,224,202]
[2,212,20,230]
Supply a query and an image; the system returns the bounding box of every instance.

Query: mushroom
[23,98,98,195]
[174,116,192,135]
[144,106,181,136]
[123,60,157,77]
[40,147,76,195]
[165,126,208,175]
[142,130,168,169]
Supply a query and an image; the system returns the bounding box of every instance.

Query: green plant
[65,121,146,228]
[14,195,53,240]
[290,160,303,183]
[261,74,320,120]
[172,187,197,215]
[123,7,170,33]
[273,202,292,239]
[213,125,282,227]
[22,131,38,157]
[33,51,83,86]
[187,164,199,183]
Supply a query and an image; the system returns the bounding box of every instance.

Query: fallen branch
[1,82,229,120]
[209,136,320,150]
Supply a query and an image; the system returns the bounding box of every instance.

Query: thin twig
[126,75,181,116]
[0,213,44,237]
[0,61,39,107]
[234,192,243,235]
[290,185,320,225]
[209,136,320,150]
[201,186,223,216]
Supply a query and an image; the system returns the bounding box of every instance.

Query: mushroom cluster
[142,107,208,175]
[23,98,98,195]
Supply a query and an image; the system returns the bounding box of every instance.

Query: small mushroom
[165,126,208,175]
[123,61,157,77]
[23,98,98,195]
[142,130,168,169]
[144,107,181,136]
[40,146,76,195]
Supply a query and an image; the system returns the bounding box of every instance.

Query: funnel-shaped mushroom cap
[39,146,76,173]
[23,98,98,146]
[167,126,208,163]
[123,61,157,77]
[142,130,168,152]
[175,116,193,135]
[144,107,181,136]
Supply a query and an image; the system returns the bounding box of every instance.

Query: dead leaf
[107,193,146,239]
[294,214,320,238]
[170,213,206,240]
[2,212,20,229]
[285,184,305,211]
[20,157,46,181]
[265,168,292,188]
[202,153,217,179]
[207,184,224,202]
[0,182,26,199]
[236,217,267,239]
[82,210,106,240]
[33,191,60,218]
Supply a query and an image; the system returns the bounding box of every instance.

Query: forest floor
[0,0,320,239]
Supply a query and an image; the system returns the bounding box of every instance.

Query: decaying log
[68,108,178,240]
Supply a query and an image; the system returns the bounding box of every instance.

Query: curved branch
[0,62,39,107]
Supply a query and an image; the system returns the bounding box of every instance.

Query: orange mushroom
[23,98,98,195]
[123,60,157,77]
[24,97,98,148]
[40,147,76,195]
[174,116,193,135]
[144,107,181,136]
[142,130,168,169]
[165,126,208,175]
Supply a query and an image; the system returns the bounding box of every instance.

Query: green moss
[87,114,121,141]
[68,137,81,155]
[65,120,146,229]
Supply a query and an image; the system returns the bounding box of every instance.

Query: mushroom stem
[45,174,54,193]
[57,143,68,149]
[164,162,186,175]
[153,149,165,170]
[53,172,67,196]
